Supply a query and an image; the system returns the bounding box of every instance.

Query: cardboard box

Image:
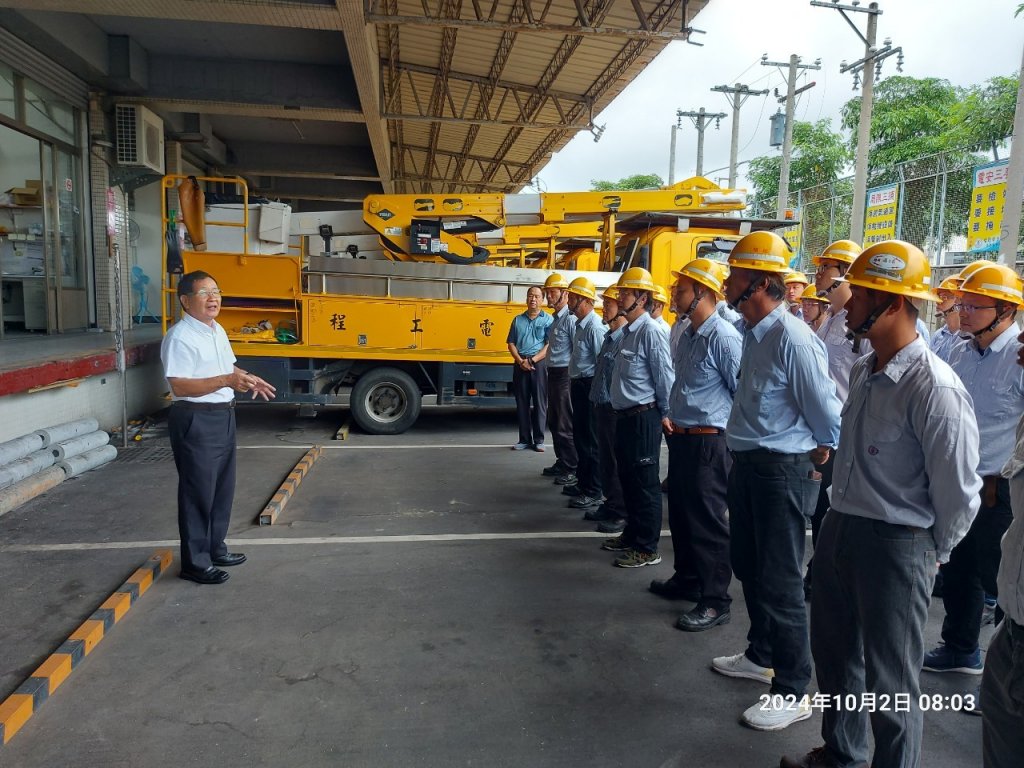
[5,180,42,206]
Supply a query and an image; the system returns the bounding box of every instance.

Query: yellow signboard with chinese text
[781,211,802,268]
[864,184,899,246]
[967,160,1008,253]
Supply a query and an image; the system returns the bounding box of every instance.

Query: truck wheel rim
[365,383,406,423]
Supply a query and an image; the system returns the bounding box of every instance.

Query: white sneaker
[741,696,812,731]
[512,442,529,450]
[711,652,775,684]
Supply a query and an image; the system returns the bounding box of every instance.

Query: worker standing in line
[565,277,607,510]
[650,284,672,334]
[803,239,866,598]
[785,271,809,317]
[656,258,741,631]
[161,270,276,585]
[982,327,1024,766]
[506,285,552,451]
[930,275,965,363]
[602,267,674,568]
[713,231,840,731]
[923,263,1024,676]
[541,273,578,485]
[783,241,981,768]
[800,285,829,333]
[587,285,629,534]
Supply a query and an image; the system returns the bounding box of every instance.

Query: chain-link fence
[750,146,1024,273]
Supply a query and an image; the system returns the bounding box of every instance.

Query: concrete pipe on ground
[0,448,56,491]
[35,418,100,447]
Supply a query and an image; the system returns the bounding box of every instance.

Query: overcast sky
[538,0,1024,192]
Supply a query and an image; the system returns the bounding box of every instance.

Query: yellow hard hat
[957,263,1024,308]
[933,275,963,299]
[617,266,657,292]
[800,284,829,304]
[842,240,935,302]
[784,270,809,286]
[727,231,792,274]
[812,239,861,266]
[567,276,597,301]
[544,273,569,289]
[600,285,620,303]
[673,257,726,296]
[958,259,995,281]
[651,284,670,305]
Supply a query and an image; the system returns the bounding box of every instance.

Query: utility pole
[812,1,903,243]
[677,107,726,177]
[668,115,680,185]
[999,42,1024,267]
[711,83,769,188]
[761,53,820,217]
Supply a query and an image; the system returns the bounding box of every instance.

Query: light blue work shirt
[831,336,981,563]
[546,304,576,368]
[506,310,552,358]
[930,325,964,363]
[569,309,606,379]
[916,317,931,344]
[948,324,1024,476]
[669,312,742,429]
[590,326,625,406]
[670,302,743,350]
[655,315,671,335]
[727,303,841,453]
[610,312,675,416]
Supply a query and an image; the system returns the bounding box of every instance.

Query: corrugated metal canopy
[0,0,712,206]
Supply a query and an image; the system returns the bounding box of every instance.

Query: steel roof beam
[363,12,689,39]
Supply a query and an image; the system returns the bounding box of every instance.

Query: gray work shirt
[610,312,674,416]
[948,324,1024,476]
[546,305,576,368]
[669,312,742,430]
[831,336,982,563]
[930,325,964,363]
[569,310,607,379]
[999,417,1024,624]
[590,326,625,406]
[816,307,871,403]
[726,304,841,454]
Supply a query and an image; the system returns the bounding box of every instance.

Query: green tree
[747,119,850,208]
[589,173,663,191]
[947,74,1020,155]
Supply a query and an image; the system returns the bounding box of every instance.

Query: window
[23,80,75,145]
[0,63,14,119]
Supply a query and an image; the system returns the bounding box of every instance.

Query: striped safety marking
[0,549,172,746]
[258,445,324,526]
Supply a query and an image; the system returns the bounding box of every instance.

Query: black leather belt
[615,402,657,419]
[173,400,235,411]
[731,448,809,464]
[676,426,724,435]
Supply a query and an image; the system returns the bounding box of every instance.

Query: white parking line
[236,444,514,450]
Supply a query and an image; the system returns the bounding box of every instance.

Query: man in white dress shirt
[161,271,276,584]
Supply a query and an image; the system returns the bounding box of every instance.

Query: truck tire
[349,368,422,435]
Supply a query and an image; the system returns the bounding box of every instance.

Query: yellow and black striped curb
[258,445,324,526]
[0,549,173,746]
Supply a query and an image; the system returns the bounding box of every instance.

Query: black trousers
[941,477,1013,654]
[666,433,732,611]
[595,404,625,518]
[168,404,237,571]
[615,408,663,554]
[804,450,836,582]
[570,377,601,496]
[512,361,546,446]
[728,450,819,697]
[546,366,577,471]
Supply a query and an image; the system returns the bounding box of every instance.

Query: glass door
[51,145,87,330]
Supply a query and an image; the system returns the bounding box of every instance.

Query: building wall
[0,362,167,444]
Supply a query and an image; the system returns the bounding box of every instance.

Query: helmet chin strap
[961,305,1011,342]
[729,276,763,310]
[846,294,897,352]
[935,306,956,321]
[682,288,706,319]
[618,293,644,319]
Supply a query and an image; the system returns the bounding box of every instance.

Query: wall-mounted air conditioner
[115,104,165,174]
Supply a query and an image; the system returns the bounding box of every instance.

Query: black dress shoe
[561,484,581,496]
[596,517,625,534]
[649,577,701,601]
[542,463,566,477]
[212,553,247,567]
[675,605,731,632]
[179,566,229,585]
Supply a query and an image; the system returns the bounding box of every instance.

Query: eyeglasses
[814,263,842,274]
[192,289,223,298]
[955,302,997,314]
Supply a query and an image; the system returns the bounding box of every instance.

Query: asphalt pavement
[0,405,987,767]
